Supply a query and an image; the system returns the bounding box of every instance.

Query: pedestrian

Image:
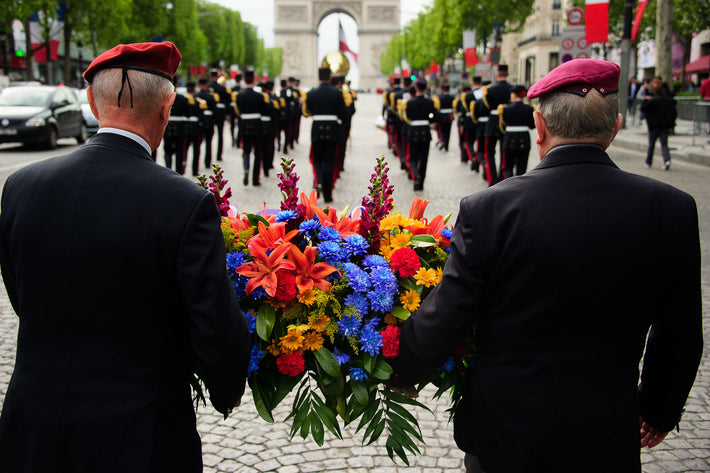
[700,76,710,134]
[628,77,641,125]
[235,69,265,186]
[195,78,217,170]
[640,79,677,170]
[433,82,455,152]
[471,79,490,182]
[391,58,702,473]
[500,85,535,176]
[0,41,251,473]
[208,68,231,162]
[392,76,413,174]
[163,75,190,174]
[403,77,436,191]
[483,65,512,184]
[303,66,346,203]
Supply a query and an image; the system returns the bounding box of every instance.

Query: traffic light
[15,48,25,58]
[410,74,416,81]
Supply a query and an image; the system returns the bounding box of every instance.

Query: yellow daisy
[267,339,281,356]
[297,288,317,306]
[302,331,325,351]
[279,330,305,352]
[435,267,444,284]
[380,244,395,261]
[390,233,412,249]
[384,313,400,325]
[400,290,421,312]
[379,214,405,232]
[414,267,439,287]
[308,313,330,332]
[287,324,310,334]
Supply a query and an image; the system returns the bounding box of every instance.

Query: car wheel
[76,122,87,144]
[46,127,58,150]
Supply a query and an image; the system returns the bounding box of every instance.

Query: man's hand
[640,416,669,448]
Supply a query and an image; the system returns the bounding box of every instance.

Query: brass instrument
[321,51,350,76]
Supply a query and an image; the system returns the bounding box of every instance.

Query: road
[1,93,709,472]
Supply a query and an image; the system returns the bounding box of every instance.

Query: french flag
[631,0,648,41]
[338,21,358,62]
[30,3,65,63]
[585,0,609,44]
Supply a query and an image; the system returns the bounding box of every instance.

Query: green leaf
[351,380,369,407]
[320,372,345,397]
[245,213,269,227]
[390,306,411,320]
[386,435,411,465]
[313,347,341,377]
[386,400,420,428]
[388,411,423,443]
[409,234,438,247]
[250,381,274,423]
[274,374,303,407]
[256,304,276,342]
[290,404,309,438]
[299,409,311,439]
[312,399,343,439]
[399,278,420,292]
[361,409,383,442]
[388,422,420,455]
[355,399,380,432]
[363,353,375,374]
[367,418,387,445]
[372,359,394,380]
[309,411,325,445]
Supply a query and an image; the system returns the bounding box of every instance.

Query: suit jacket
[640,94,677,129]
[392,145,702,473]
[304,82,346,143]
[0,133,251,473]
[236,87,265,137]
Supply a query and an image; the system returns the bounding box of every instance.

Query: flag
[401,57,410,77]
[429,61,439,74]
[585,0,609,44]
[29,12,46,62]
[29,3,65,63]
[464,48,479,67]
[631,0,648,41]
[338,21,358,62]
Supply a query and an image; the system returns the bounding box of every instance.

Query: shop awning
[673,55,710,76]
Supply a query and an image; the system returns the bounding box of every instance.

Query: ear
[610,112,623,142]
[159,92,176,125]
[87,86,99,121]
[533,110,546,145]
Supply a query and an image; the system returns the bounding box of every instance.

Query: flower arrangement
[198,156,470,464]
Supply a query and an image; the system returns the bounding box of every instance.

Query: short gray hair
[91,68,174,112]
[536,90,618,140]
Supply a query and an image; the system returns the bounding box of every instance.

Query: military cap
[527,58,620,99]
[209,68,219,77]
[497,64,508,73]
[83,41,181,84]
[415,77,427,88]
[511,85,527,97]
[197,78,209,86]
[262,81,274,90]
[472,76,482,85]
[280,79,287,87]
[318,67,331,81]
[288,76,296,82]
[186,81,196,89]
[440,82,450,90]
[393,76,401,85]
[244,69,255,83]
[461,85,472,92]
[403,76,412,87]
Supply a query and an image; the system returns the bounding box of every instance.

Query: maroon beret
[527,59,620,99]
[83,41,182,84]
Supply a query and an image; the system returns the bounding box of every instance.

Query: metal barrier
[693,101,710,147]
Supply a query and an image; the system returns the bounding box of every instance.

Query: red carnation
[389,247,421,278]
[381,325,401,358]
[274,270,298,302]
[276,351,305,376]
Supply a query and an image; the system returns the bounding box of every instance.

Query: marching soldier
[303,67,346,203]
[470,77,488,178]
[392,76,413,174]
[260,81,280,177]
[292,77,304,145]
[208,68,230,162]
[433,82,455,152]
[163,76,190,174]
[230,71,242,148]
[185,82,204,176]
[453,84,472,165]
[483,64,512,184]
[235,69,265,186]
[384,76,402,153]
[500,85,535,177]
[195,78,217,170]
[402,78,436,191]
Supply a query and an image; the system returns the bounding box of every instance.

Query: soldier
[331,74,354,181]
[303,67,346,203]
[185,82,204,176]
[433,82,455,152]
[195,78,217,170]
[292,77,304,145]
[500,85,536,177]
[230,71,242,148]
[259,81,280,177]
[470,77,488,179]
[483,65,512,185]
[453,84,472,166]
[235,69,264,186]
[208,68,230,162]
[384,76,402,153]
[403,78,436,191]
[392,76,413,174]
[163,76,190,174]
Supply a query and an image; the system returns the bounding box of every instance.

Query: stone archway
[274,0,400,91]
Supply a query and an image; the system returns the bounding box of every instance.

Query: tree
[166,0,205,68]
[0,0,44,77]
[263,47,282,78]
[222,10,245,67]
[242,22,261,70]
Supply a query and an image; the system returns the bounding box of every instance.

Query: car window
[0,87,54,107]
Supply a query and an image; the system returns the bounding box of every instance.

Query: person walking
[163,76,190,174]
[500,85,535,176]
[185,81,206,176]
[259,80,280,177]
[391,58,702,473]
[0,41,251,473]
[235,69,265,186]
[641,79,677,170]
[195,78,217,170]
[403,78,436,191]
[433,82,455,152]
[483,65,512,184]
[303,67,346,203]
[208,68,231,162]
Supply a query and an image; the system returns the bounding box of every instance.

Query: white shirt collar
[96,127,151,155]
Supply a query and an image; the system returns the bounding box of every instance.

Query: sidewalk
[614,116,710,167]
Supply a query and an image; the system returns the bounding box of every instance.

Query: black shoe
[264,170,269,177]
[243,174,248,186]
[253,181,261,186]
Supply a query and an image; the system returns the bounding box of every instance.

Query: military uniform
[483,66,512,184]
[382,77,401,152]
[208,70,231,161]
[164,84,190,174]
[259,82,280,177]
[392,78,413,174]
[403,79,436,191]
[229,73,242,148]
[235,70,265,186]
[453,86,471,166]
[500,87,535,177]
[433,85,455,152]
[185,83,204,176]
[195,79,217,169]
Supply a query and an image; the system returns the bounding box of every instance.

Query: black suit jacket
[0,133,251,473]
[392,145,702,472]
[304,82,346,143]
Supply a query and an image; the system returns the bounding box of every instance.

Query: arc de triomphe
[274,0,400,91]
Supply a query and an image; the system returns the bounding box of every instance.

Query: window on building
[553,0,562,9]
[552,20,560,38]
[549,52,559,71]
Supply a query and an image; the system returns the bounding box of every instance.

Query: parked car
[75,88,99,135]
[0,85,87,149]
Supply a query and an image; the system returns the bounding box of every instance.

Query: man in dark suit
[196,78,217,170]
[0,42,252,473]
[483,64,512,184]
[403,78,436,191]
[208,68,231,162]
[303,67,346,203]
[433,82,455,152]
[391,59,702,473]
[235,69,265,186]
[500,85,535,176]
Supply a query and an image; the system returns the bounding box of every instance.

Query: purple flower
[275,210,298,223]
[333,349,351,365]
[243,311,257,334]
[343,234,369,256]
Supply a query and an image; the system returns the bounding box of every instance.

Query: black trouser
[646,127,671,165]
[408,140,430,186]
[214,116,225,161]
[312,140,336,200]
[261,130,276,174]
[202,129,214,168]
[437,120,452,150]
[503,146,530,176]
[189,132,201,176]
[164,136,187,174]
[242,134,263,184]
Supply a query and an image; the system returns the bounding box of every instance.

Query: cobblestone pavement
[1,93,709,472]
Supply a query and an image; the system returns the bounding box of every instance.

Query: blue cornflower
[232,277,248,298]
[318,226,342,242]
[299,219,321,235]
[437,356,456,374]
[343,234,369,256]
[243,311,257,334]
[345,292,369,317]
[441,228,453,239]
[337,314,361,338]
[333,348,351,366]
[368,266,398,294]
[349,367,368,382]
[226,251,246,273]
[362,254,389,269]
[247,344,264,376]
[343,263,370,293]
[363,316,381,330]
[251,286,268,300]
[318,240,342,263]
[275,210,299,223]
[368,289,395,314]
[359,324,383,356]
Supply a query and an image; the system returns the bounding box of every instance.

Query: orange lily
[223,214,252,232]
[409,197,430,220]
[299,190,321,220]
[248,221,299,251]
[407,214,447,241]
[287,246,339,293]
[235,242,296,297]
[317,207,360,238]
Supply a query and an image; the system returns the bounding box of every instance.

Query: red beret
[527,59,620,99]
[83,41,182,84]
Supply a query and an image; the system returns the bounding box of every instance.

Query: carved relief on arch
[313,1,362,24]
[285,41,303,69]
[371,42,388,71]
[278,5,308,23]
[367,6,397,24]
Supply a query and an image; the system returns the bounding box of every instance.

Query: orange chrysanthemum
[400,290,421,312]
[308,313,330,332]
[414,267,438,287]
[302,331,325,351]
[279,330,305,352]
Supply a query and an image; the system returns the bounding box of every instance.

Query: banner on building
[585,0,609,44]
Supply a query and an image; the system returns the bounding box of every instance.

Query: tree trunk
[63,18,72,87]
[655,0,673,84]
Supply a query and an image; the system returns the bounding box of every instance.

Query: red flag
[464,48,479,67]
[430,61,439,74]
[338,21,358,62]
[585,0,609,44]
[631,0,648,41]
